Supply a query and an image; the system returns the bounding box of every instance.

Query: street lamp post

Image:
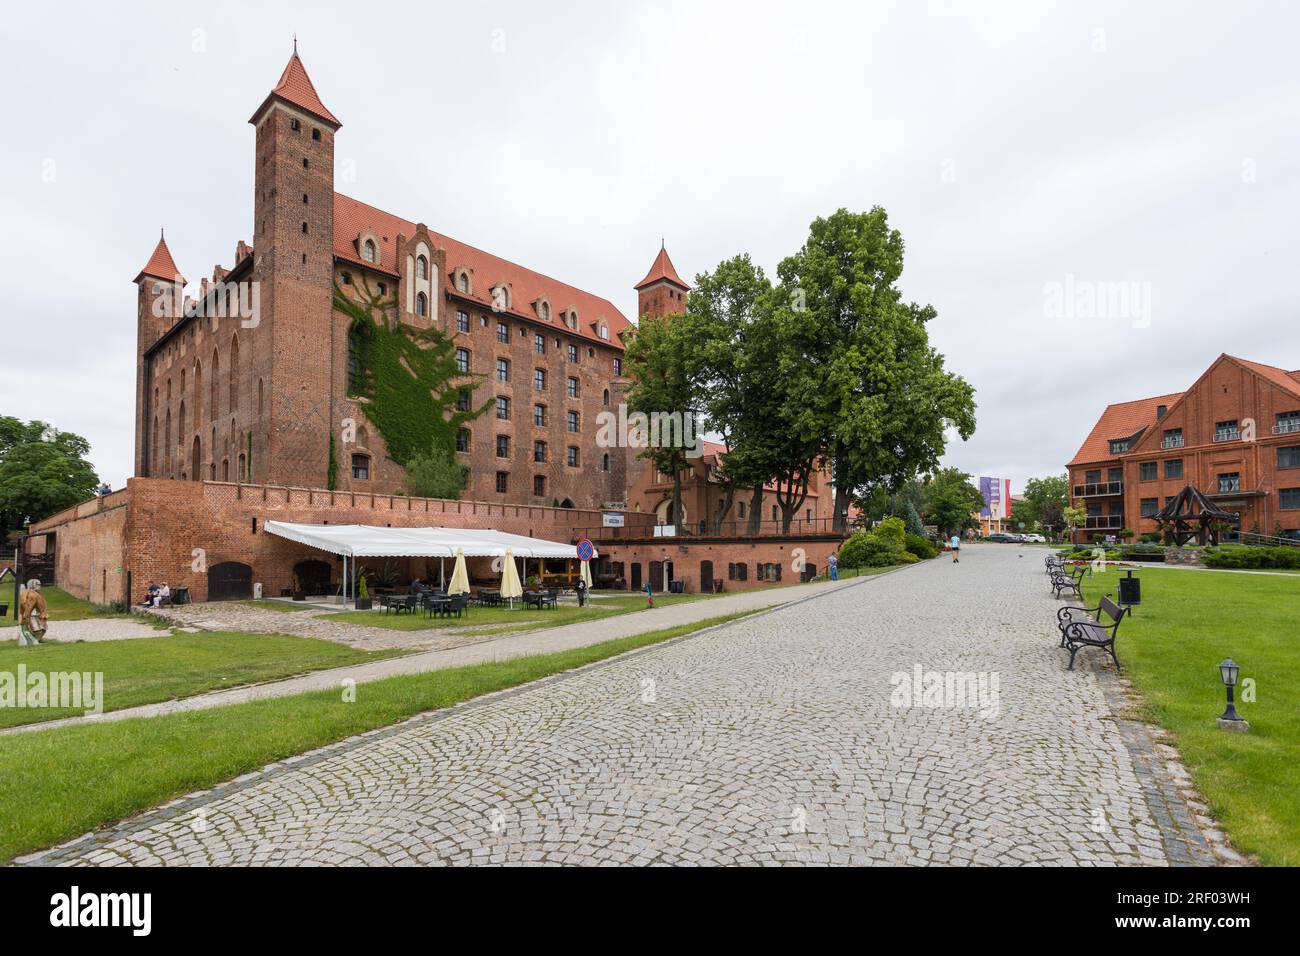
[1216,658,1250,732]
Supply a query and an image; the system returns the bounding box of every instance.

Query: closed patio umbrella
[500,546,523,608]
[448,547,470,595]
[580,557,592,590]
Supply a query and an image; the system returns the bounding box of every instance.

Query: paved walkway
[3,577,858,735]
[21,546,1221,866]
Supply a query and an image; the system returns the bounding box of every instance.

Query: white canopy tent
[262,521,596,605]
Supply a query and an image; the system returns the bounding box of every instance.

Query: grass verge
[1083,565,1300,865]
[0,607,766,863]
[0,586,137,628]
[0,633,405,729]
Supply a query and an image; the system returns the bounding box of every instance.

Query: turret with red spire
[634,240,689,319]
[134,229,185,477]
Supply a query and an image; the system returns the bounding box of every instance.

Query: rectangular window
[456,429,470,453]
[1276,411,1300,435]
[1139,462,1157,481]
[534,369,547,391]
[1164,459,1183,479]
[457,310,470,333]
[1217,472,1240,493]
[456,389,471,412]
[1280,488,1300,510]
[533,475,546,497]
[567,411,580,433]
[497,321,509,343]
[533,404,546,427]
[351,455,370,481]
[1162,428,1184,449]
[1085,469,1101,484]
[534,441,547,463]
[455,348,470,373]
[567,377,580,398]
[567,446,579,467]
[613,358,622,376]
[1107,466,1123,483]
[1278,446,1300,469]
[496,435,510,458]
[495,471,508,494]
[496,397,510,420]
[1108,439,1131,455]
[496,358,510,383]
[1215,420,1240,442]
[535,334,546,355]
[1140,498,1159,517]
[567,344,578,363]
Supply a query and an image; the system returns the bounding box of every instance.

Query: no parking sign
[576,538,594,562]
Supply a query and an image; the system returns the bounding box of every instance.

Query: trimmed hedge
[1203,546,1300,570]
[904,533,939,560]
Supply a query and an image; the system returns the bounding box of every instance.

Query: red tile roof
[1067,391,1183,466]
[250,52,340,127]
[1227,355,1300,401]
[333,192,631,347]
[134,235,185,285]
[635,243,689,290]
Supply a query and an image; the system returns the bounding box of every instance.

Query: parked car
[985,533,1017,543]
[1021,533,1047,543]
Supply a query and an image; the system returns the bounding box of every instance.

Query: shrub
[1139,532,1162,544]
[839,530,904,568]
[1203,546,1300,570]
[874,516,906,552]
[904,532,938,560]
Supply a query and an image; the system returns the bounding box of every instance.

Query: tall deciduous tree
[621,312,697,530]
[1023,474,1069,536]
[0,417,100,539]
[776,208,977,532]
[921,467,985,536]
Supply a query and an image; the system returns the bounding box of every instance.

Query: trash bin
[1118,571,1140,608]
[669,580,684,594]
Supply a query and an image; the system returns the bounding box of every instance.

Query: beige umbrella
[447,547,470,595]
[580,558,593,589]
[500,546,523,608]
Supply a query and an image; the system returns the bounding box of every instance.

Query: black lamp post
[1217,658,1249,732]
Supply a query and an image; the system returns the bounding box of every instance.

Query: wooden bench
[1049,563,1087,600]
[1059,594,1126,670]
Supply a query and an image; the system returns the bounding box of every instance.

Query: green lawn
[0,632,404,729]
[1083,565,1300,865]
[0,585,138,628]
[326,591,711,633]
[0,607,766,863]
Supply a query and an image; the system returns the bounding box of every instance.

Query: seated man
[155,583,170,607]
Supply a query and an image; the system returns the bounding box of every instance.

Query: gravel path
[20,546,1221,866]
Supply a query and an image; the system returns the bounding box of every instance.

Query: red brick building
[25,49,849,604]
[135,51,638,510]
[1067,354,1300,543]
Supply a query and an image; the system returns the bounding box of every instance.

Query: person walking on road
[950,533,961,563]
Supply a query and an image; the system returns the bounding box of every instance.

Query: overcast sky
[3,0,1298,492]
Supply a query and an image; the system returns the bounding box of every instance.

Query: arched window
[362,239,377,263]
[540,302,550,321]
[193,361,202,426]
[178,401,186,444]
[416,292,428,317]
[257,379,264,417]
[457,271,469,293]
[210,348,220,421]
[602,453,610,472]
[229,335,240,410]
[603,388,610,407]
[416,255,428,279]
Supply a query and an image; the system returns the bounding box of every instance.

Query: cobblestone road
[24,546,1219,866]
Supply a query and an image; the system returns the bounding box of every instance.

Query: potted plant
[355,572,372,610]
[291,573,306,601]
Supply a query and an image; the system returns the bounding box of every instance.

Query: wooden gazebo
[1153,484,1240,546]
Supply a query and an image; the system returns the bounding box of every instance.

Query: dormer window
[492,285,511,311]
[539,301,551,321]
[598,323,609,340]
[362,239,377,264]
[455,270,471,294]
[565,310,578,330]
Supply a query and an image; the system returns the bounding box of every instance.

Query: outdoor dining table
[477,588,501,607]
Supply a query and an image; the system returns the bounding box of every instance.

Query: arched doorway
[293,559,333,596]
[208,561,253,601]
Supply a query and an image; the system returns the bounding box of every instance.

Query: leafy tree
[920,467,984,536]
[1063,504,1086,540]
[404,443,469,500]
[0,417,99,539]
[622,311,697,531]
[1023,474,1069,536]
[774,208,976,532]
[1010,497,1040,532]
